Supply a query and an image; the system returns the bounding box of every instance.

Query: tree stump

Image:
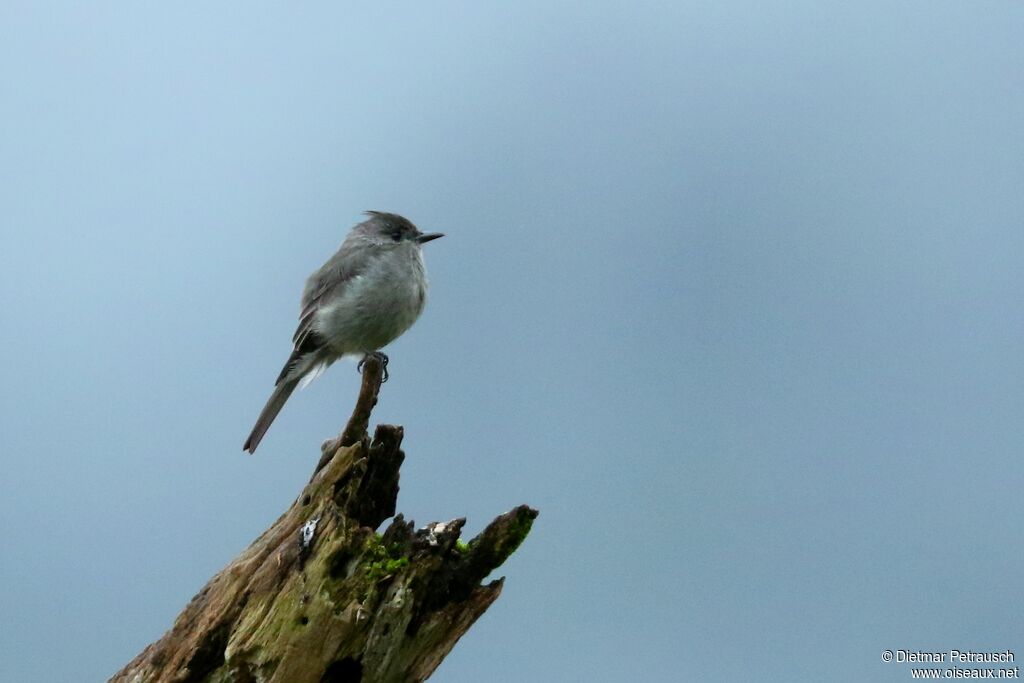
[111,357,537,683]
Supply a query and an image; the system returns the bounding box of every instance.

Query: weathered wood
[111,356,536,683]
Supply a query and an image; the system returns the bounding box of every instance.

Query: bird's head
[360,211,444,248]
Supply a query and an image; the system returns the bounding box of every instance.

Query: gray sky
[2,2,1022,681]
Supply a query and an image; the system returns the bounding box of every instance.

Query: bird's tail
[243,376,300,454]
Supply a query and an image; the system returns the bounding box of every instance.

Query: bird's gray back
[301,231,374,310]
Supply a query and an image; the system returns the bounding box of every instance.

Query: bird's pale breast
[314,246,427,355]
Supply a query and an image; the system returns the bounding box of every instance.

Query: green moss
[366,556,409,581]
[455,539,470,554]
[362,533,410,582]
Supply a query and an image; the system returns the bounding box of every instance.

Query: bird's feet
[357,351,390,382]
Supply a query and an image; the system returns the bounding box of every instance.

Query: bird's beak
[416,232,444,244]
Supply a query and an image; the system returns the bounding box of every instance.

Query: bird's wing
[290,240,373,350]
[275,275,352,386]
[292,295,325,349]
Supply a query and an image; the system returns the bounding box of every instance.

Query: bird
[243,211,443,453]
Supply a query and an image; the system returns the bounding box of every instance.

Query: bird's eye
[391,232,402,242]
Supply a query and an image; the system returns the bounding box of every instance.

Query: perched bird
[243,211,443,453]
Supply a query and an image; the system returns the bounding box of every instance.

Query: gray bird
[243,211,443,453]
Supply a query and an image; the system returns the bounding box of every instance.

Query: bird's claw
[358,352,390,382]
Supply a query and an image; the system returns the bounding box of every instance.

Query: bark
[111,356,537,683]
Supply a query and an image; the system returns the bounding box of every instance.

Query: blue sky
[1,2,1022,681]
